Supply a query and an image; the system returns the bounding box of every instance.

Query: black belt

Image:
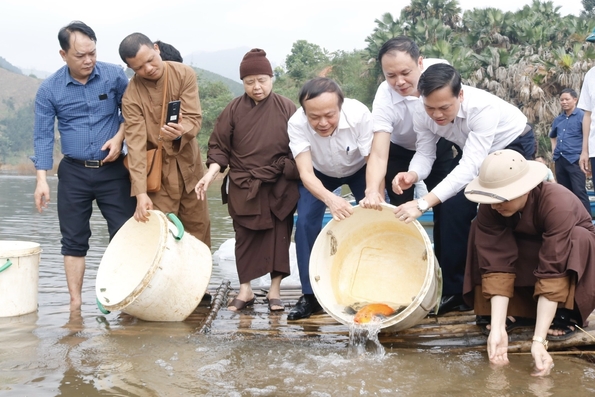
[64,156,104,168]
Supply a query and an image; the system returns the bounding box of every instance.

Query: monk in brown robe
[463,149,595,376]
[119,33,210,246]
[196,49,298,312]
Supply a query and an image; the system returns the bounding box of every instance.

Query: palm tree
[400,0,462,30]
[360,0,595,142]
[363,12,414,84]
[461,8,510,52]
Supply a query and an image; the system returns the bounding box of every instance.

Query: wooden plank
[115,284,595,353]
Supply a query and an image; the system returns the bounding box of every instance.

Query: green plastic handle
[0,259,12,273]
[166,212,184,240]
[96,298,111,315]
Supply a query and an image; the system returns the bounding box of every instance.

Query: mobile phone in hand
[166,100,181,124]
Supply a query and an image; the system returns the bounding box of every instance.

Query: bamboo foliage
[364,0,595,143]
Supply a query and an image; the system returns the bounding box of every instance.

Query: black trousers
[555,156,590,214]
[438,128,536,296]
[385,139,455,254]
[57,156,136,257]
[385,138,455,206]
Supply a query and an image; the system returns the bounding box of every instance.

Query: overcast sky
[1,0,586,78]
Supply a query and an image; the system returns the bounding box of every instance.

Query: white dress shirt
[410,85,528,202]
[372,58,448,150]
[288,98,373,178]
[577,66,595,157]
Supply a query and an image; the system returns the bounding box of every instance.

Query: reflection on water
[1,174,594,396]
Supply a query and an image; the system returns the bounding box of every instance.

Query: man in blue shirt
[550,88,590,213]
[33,21,136,311]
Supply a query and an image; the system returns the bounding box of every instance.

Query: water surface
[0,174,594,396]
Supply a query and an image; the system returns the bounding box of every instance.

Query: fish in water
[352,303,397,324]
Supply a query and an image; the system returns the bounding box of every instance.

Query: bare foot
[227,294,255,312]
[547,325,575,337]
[267,295,283,311]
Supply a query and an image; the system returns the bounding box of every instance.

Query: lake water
[0,174,594,396]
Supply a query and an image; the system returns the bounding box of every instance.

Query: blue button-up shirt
[549,107,584,164]
[33,61,128,170]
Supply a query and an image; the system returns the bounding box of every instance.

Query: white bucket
[0,241,42,317]
[95,210,212,321]
[309,204,442,331]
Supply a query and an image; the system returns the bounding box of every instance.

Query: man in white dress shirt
[287,77,374,320]
[393,63,535,313]
[577,28,595,177]
[360,38,456,312]
[362,36,454,208]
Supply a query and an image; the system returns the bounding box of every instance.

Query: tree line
[266,0,595,157]
[3,0,594,165]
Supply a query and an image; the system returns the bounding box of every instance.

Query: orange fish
[353,303,396,324]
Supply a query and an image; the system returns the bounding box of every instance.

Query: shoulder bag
[123,63,168,192]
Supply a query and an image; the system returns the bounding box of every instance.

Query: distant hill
[20,68,52,79]
[0,67,42,119]
[0,61,239,166]
[122,63,244,97]
[0,57,22,75]
[193,67,244,97]
[185,47,250,82]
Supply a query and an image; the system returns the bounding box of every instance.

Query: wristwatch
[417,198,430,214]
[532,336,548,350]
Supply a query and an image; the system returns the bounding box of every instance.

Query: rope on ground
[576,324,595,341]
[197,279,231,334]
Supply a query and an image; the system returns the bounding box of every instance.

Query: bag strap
[156,63,169,152]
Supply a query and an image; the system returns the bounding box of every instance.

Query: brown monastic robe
[207,92,298,283]
[123,61,210,245]
[463,182,595,325]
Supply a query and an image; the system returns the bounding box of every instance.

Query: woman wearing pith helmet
[462,149,595,376]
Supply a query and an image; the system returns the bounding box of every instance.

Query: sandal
[267,298,285,312]
[548,309,579,341]
[478,315,535,336]
[228,297,255,311]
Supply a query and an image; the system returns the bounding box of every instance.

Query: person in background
[393,63,535,314]
[534,155,556,182]
[119,33,211,246]
[287,77,374,320]
[196,49,298,312]
[154,40,183,63]
[463,149,595,377]
[33,21,136,311]
[549,88,590,213]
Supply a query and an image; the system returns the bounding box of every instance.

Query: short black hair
[298,77,344,110]
[377,36,420,63]
[560,87,578,98]
[119,32,153,64]
[155,40,183,62]
[418,63,461,98]
[58,21,97,52]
